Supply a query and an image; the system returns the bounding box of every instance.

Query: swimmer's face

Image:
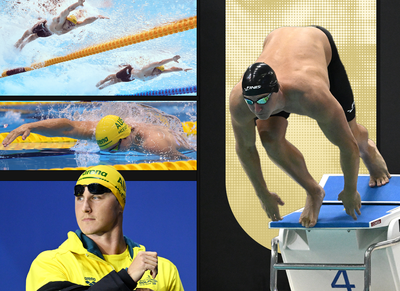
[152,68,163,76]
[105,132,134,152]
[63,20,76,30]
[243,92,274,120]
[75,187,122,236]
[118,135,134,151]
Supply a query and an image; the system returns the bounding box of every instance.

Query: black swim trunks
[314,25,356,122]
[265,26,356,122]
[116,65,135,82]
[32,20,53,38]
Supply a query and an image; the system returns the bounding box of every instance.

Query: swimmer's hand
[97,15,109,19]
[128,251,158,282]
[258,191,285,221]
[78,0,85,6]
[2,124,32,147]
[172,55,181,63]
[338,190,361,220]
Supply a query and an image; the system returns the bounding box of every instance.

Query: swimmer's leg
[18,34,39,50]
[14,29,34,49]
[348,118,391,187]
[257,117,325,227]
[96,74,117,89]
[97,76,121,90]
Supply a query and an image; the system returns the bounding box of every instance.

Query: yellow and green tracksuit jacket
[26,230,184,291]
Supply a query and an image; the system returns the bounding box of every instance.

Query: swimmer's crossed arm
[2,118,96,147]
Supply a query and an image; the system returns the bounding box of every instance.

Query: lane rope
[1,16,196,78]
[120,85,197,96]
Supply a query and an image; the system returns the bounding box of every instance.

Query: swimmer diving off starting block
[229,26,391,228]
[96,55,192,90]
[2,115,196,160]
[14,0,109,51]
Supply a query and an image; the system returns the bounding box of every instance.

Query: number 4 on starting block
[331,270,356,290]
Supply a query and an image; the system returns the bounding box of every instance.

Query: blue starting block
[269,174,400,291]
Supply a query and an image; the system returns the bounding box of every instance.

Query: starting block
[269,174,400,291]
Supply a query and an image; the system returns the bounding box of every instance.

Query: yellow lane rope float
[42,160,197,171]
[1,16,196,78]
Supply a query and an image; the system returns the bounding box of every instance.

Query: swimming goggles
[108,139,122,152]
[244,92,272,105]
[74,184,112,196]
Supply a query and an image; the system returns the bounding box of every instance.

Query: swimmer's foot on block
[298,186,325,228]
[361,139,391,187]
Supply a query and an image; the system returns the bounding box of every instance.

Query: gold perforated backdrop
[225,0,376,249]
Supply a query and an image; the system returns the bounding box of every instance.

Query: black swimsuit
[32,20,53,38]
[314,25,356,122]
[116,65,135,82]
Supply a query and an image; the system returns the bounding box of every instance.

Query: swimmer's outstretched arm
[162,67,192,74]
[141,55,182,71]
[76,15,109,27]
[2,118,96,147]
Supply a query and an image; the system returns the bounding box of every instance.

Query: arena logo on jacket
[137,274,158,288]
[85,276,97,286]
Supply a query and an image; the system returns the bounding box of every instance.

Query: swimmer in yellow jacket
[14,0,109,50]
[26,165,184,291]
[96,55,192,90]
[2,115,195,159]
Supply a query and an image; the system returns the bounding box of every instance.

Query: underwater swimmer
[2,115,195,159]
[96,55,192,90]
[14,0,109,50]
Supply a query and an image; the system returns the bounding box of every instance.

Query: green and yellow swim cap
[67,15,78,25]
[96,115,131,151]
[76,165,127,209]
[156,65,165,71]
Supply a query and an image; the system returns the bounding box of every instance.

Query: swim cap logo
[244,85,262,91]
[115,117,128,135]
[82,169,108,178]
[115,118,125,129]
[97,137,109,145]
[115,177,126,202]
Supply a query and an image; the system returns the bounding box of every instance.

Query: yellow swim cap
[96,115,131,151]
[67,15,78,25]
[76,165,126,209]
[156,65,165,71]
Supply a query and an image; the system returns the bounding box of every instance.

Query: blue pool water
[0,101,197,170]
[0,0,196,95]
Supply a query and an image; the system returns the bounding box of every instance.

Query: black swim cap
[242,63,279,96]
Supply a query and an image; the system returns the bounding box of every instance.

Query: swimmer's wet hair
[242,62,280,96]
